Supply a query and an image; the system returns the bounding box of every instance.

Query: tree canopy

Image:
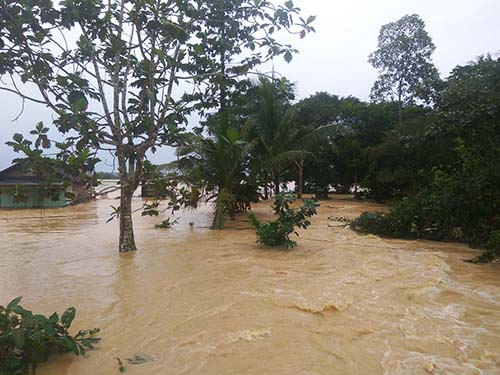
[369,14,440,109]
[0,0,314,251]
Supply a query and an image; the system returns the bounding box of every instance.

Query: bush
[469,230,500,263]
[351,193,454,241]
[249,193,318,249]
[0,297,100,375]
[351,168,500,263]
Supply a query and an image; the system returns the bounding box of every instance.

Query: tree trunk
[354,169,358,194]
[211,188,225,230]
[273,169,280,195]
[397,86,403,126]
[119,188,137,252]
[263,171,269,200]
[297,159,304,199]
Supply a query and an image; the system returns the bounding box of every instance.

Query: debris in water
[126,354,159,365]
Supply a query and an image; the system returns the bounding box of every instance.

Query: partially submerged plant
[155,217,179,229]
[116,357,126,373]
[0,297,100,375]
[249,193,318,249]
[468,230,500,264]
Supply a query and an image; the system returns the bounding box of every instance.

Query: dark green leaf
[61,307,76,329]
[12,329,25,348]
[7,297,22,309]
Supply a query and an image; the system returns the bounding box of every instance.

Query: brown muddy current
[1,196,499,375]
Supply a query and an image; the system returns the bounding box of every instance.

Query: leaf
[12,133,24,144]
[62,335,79,354]
[284,51,293,63]
[7,296,22,309]
[61,307,76,329]
[10,305,29,315]
[226,128,240,143]
[12,329,26,348]
[68,91,88,112]
[154,48,165,62]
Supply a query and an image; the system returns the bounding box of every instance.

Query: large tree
[369,14,440,117]
[0,0,313,252]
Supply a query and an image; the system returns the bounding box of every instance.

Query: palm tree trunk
[119,187,137,252]
[263,170,269,200]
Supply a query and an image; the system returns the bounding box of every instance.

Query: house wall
[0,186,68,208]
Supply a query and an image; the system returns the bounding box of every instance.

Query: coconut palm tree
[170,124,258,229]
[247,77,333,198]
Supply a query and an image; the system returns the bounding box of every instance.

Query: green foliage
[155,217,178,229]
[141,201,161,217]
[103,161,199,228]
[469,231,500,264]
[249,193,318,249]
[296,94,397,198]
[0,297,100,375]
[247,78,334,198]
[352,152,500,261]
[351,208,421,239]
[352,56,500,262]
[12,186,28,204]
[173,126,259,230]
[369,14,440,106]
[6,125,100,205]
[0,0,314,252]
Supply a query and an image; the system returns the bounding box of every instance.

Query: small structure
[0,163,68,208]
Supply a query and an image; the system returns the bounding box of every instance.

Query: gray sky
[1,0,499,171]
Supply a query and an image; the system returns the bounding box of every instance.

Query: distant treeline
[95,171,119,179]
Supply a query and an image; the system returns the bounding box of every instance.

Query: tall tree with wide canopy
[369,14,440,119]
[0,0,314,251]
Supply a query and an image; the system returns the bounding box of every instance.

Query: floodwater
[0,195,499,375]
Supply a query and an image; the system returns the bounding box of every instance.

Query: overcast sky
[1,0,499,171]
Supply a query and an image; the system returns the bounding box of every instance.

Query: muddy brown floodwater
[1,195,499,375]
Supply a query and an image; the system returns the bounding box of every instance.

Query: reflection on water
[1,196,499,375]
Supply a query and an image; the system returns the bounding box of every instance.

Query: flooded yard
[1,196,499,375]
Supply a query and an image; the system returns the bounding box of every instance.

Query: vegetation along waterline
[0,0,499,374]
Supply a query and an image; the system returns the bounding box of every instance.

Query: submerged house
[0,163,69,208]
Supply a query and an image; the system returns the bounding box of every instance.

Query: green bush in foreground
[0,297,100,375]
[249,194,318,249]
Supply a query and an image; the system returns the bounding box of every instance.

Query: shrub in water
[155,217,179,229]
[248,193,318,249]
[351,187,500,263]
[469,230,500,263]
[0,297,100,375]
